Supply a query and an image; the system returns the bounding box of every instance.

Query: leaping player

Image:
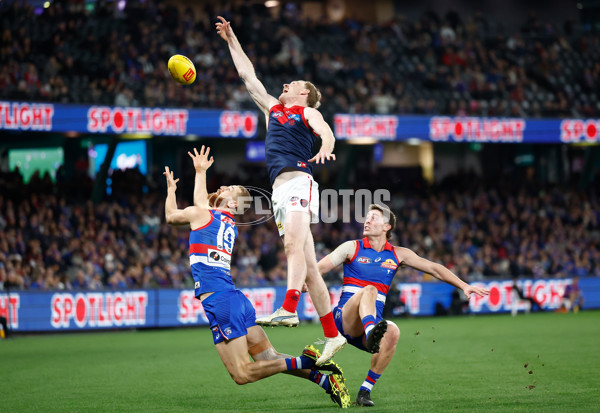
[318,204,490,406]
[163,146,350,408]
[216,16,346,365]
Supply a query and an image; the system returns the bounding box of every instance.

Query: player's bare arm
[305,107,336,164]
[163,166,211,227]
[216,16,279,114]
[188,145,214,208]
[394,246,489,299]
[318,241,357,273]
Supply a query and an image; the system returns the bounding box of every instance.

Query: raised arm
[188,145,214,208]
[318,241,357,274]
[163,166,211,227]
[305,107,336,165]
[216,16,279,115]
[394,246,489,299]
[164,166,188,225]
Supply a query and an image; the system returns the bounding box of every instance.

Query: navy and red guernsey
[266,104,318,185]
[189,209,238,297]
[339,237,401,318]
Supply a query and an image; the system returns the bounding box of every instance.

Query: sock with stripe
[320,311,338,338]
[308,370,331,392]
[282,289,301,313]
[360,370,381,393]
[284,355,314,371]
[362,315,376,339]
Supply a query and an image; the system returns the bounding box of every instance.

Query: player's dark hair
[304,81,322,109]
[368,204,396,240]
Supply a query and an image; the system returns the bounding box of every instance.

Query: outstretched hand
[216,16,233,42]
[163,166,179,191]
[188,145,214,172]
[463,285,490,300]
[308,149,336,165]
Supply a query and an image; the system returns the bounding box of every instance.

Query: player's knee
[231,371,251,385]
[363,285,378,297]
[385,322,400,344]
[283,238,301,255]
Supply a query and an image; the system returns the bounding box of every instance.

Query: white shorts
[272,175,319,236]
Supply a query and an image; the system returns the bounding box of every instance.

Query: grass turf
[2,311,599,412]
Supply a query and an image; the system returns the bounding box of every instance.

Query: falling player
[163,146,350,407]
[318,204,490,406]
[216,16,346,365]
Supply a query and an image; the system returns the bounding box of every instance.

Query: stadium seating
[1,2,599,121]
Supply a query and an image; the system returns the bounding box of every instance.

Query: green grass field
[3,311,599,412]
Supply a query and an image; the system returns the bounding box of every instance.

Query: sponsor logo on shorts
[195,281,200,288]
[380,259,398,269]
[357,257,372,264]
[223,327,232,336]
[277,222,284,231]
[297,161,307,168]
[300,199,308,208]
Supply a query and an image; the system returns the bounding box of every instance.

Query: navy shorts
[201,290,257,345]
[333,305,383,353]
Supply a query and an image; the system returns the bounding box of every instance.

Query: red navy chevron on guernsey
[265,104,318,185]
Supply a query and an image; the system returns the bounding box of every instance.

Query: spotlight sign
[0,101,257,138]
[2,278,598,332]
[334,113,600,144]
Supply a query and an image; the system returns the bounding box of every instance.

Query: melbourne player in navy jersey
[163,146,350,408]
[216,16,346,365]
[318,204,490,407]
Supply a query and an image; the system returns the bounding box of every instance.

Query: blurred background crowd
[1,166,598,292]
[1,0,600,124]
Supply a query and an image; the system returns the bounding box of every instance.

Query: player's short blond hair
[368,204,397,240]
[235,186,252,215]
[304,81,322,109]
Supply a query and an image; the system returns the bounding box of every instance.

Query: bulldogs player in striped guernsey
[318,204,489,406]
[163,146,350,408]
[216,16,346,365]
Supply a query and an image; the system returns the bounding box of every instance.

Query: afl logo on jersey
[357,257,372,264]
[380,259,398,269]
[273,111,284,118]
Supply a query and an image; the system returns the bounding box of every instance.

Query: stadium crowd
[1,1,600,122]
[0,166,598,293]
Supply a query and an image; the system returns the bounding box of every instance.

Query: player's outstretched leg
[365,320,388,354]
[255,307,299,327]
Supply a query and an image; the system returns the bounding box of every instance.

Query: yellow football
[168,54,196,85]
